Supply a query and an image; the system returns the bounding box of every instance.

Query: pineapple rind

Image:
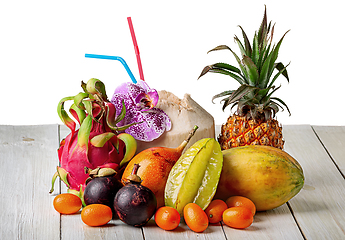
[218,114,284,150]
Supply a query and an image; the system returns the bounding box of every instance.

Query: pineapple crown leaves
[198,6,291,120]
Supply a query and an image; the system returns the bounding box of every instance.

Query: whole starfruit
[49,78,137,200]
[164,138,223,216]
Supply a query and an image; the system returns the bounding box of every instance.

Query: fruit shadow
[220,221,260,232]
[100,223,117,228]
[143,219,186,233]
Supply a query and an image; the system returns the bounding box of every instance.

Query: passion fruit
[83,167,123,213]
[114,164,157,227]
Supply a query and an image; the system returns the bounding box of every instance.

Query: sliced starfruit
[164,138,223,216]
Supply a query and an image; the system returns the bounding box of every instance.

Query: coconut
[136,90,215,153]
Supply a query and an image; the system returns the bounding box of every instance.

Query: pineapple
[198,6,290,150]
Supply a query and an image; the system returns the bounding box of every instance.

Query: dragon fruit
[50,78,137,199]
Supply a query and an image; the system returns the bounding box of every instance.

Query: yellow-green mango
[165,138,223,216]
[214,145,304,211]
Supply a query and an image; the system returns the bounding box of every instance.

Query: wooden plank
[58,125,144,240]
[61,215,144,240]
[312,125,345,175]
[143,219,227,240]
[283,125,345,239]
[0,125,60,240]
[222,205,304,240]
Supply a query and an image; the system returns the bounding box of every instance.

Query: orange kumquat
[222,207,254,229]
[81,204,112,227]
[226,196,256,216]
[53,193,82,215]
[204,199,228,224]
[183,203,209,233]
[155,206,181,230]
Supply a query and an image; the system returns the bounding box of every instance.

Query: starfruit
[164,138,223,216]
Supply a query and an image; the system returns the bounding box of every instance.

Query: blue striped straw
[85,53,137,84]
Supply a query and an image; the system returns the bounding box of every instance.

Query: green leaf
[271,97,291,116]
[69,103,86,125]
[275,62,289,82]
[237,98,254,112]
[238,25,252,57]
[76,115,92,149]
[212,90,234,103]
[268,62,290,89]
[267,30,290,82]
[256,85,273,102]
[57,96,76,133]
[207,45,249,84]
[242,56,259,86]
[223,85,257,110]
[252,33,259,65]
[198,63,246,85]
[198,65,212,79]
[267,85,281,98]
[57,167,70,188]
[114,100,127,125]
[90,132,116,147]
[73,92,89,110]
[114,122,143,132]
[256,44,270,73]
[82,100,94,122]
[262,43,271,64]
[106,102,119,130]
[49,171,59,194]
[258,28,289,89]
[260,85,281,105]
[213,63,242,74]
[234,35,247,57]
[229,101,239,112]
[258,45,274,89]
[208,45,242,65]
[258,6,268,49]
[105,101,142,132]
[209,68,246,85]
[86,78,108,101]
[207,45,232,54]
[267,103,279,116]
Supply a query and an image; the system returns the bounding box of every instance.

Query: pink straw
[127,17,145,81]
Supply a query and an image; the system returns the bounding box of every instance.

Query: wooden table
[1,124,345,239]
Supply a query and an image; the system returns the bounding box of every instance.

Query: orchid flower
[111,80,171,142]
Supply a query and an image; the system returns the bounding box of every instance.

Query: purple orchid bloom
[111,80,171,141]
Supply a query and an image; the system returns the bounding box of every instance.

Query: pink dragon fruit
[50,78,137,199]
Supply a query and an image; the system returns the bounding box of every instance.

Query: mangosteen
[83,167,123,213]
[114,164,157,227]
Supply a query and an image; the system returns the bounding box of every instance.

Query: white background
[1,0,344,126]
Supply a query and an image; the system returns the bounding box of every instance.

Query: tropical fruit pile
[49,6,305,233]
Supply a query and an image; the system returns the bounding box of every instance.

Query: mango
[164,138,223,216]
[214,145,304,211]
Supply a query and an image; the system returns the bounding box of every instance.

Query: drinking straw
[127,17,145,81]
[85,53,137,84]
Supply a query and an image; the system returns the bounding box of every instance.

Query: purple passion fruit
[83,167,123,212]
[114,164,157,227]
